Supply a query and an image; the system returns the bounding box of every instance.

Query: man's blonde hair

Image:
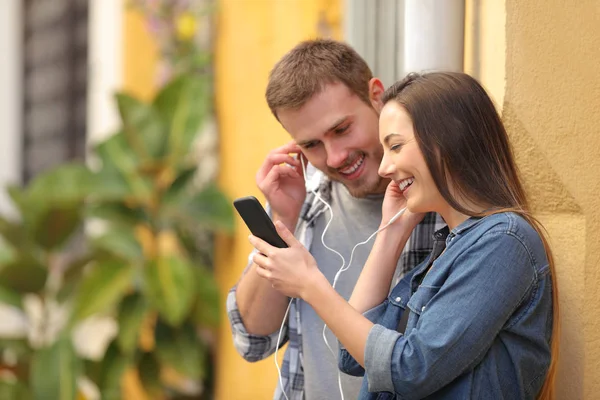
[265,39,373,118]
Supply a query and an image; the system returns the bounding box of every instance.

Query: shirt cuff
[363,301,388,323]
[365,324,402,393]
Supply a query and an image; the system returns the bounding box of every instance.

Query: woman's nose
[378,153,394,178]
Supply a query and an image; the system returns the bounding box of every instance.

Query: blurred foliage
[0,73,232,399]
[129,0,215,84]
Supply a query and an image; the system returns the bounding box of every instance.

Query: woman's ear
[369,78,385,113]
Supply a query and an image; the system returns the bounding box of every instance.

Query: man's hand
[256,141,306,230]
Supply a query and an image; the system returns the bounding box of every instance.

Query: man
[227,39,444,400]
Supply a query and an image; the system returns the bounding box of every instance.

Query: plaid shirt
[227,168,445,400]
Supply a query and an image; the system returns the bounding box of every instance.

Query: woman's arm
[249,218,416,368]
[362,232,541,398]
[349,223,412,313]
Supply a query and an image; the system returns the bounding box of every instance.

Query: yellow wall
[213,1,341,399]
[123,6,158,101]
[505,1,600,398]
[121,7,157,400]
[467,1,600,398]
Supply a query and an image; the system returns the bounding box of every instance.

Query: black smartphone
[233,196,288,248]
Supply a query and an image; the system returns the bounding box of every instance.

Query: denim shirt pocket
[406,285,442,328]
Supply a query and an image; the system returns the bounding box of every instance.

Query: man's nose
[325,142,349,169]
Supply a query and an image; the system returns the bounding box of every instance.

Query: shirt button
[395,297,402,302]
[421,306,426,312]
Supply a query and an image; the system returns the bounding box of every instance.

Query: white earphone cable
[274,156,405,400]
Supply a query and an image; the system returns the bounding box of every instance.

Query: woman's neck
[439,207,471,231]
[438,200,487,231]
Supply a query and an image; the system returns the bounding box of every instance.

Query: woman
[249,72,559,399]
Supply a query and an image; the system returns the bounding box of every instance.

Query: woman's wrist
[302,270,331,305]
[377,223,413,247]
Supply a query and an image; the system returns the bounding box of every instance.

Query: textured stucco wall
[213,1,341,399]
[503,1,600,398]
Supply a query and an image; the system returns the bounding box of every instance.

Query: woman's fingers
[249,235,275,258]
[274,220,301,248]
[255,264,271,279]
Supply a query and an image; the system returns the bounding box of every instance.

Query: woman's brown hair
[382,72,559,399]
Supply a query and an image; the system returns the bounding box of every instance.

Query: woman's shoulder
[468,212,549,270]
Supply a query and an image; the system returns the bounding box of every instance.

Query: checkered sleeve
[399,212,446,273]
[226,251,289,362]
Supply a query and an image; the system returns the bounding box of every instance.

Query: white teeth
[339,156,364,175]
[398,177,414,191]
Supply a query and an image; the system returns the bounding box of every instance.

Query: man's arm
[226,206,300,360]
[228,141,306,355]
[226,245,291,361]
[235,263,292,335]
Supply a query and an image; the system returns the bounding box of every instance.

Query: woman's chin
[406,199,428,215]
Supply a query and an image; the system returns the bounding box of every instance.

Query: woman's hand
[250,221,327,299]
[380,180,425,231]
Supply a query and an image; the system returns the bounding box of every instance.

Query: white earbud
[387,207,407,225]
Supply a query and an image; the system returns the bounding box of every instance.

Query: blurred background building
[0,0,598,399]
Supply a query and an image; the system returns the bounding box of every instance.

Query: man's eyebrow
[325,117,349,133]
[296,117,350,147]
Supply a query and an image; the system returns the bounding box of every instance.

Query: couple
[227,39,558,400]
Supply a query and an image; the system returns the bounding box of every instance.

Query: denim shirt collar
[447,216,484,243]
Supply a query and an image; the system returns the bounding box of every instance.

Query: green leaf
[87,170,132,201]
[137,352,161,396]
[0,338,31,359]
[26,164,93,205]
[191,265,220,328]
[62,254,95,284]
[5,170,86,251]
[0,216,30,250]
[172,184,234,233]
[154,321,206,380]
[144,255,196,327]
[84,202,147,227]
[0,379,31,400]
[116,293,148,355]
[94,133,153,203]
[0,256,47,293]
[96,341,130,400]
[162,166,197,205]
[32,206,82,250]
[92,229,143,261]
[0,284,23,309]
[0,237,16,266]
[69,260,134,324]
[153,75,210,160]
[30,336,80,400]
[57,254,96,303]
[116,93,167,159]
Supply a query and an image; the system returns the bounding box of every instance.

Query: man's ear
[368,78,385,113]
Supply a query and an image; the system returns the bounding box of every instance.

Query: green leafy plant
[0,73,233,399]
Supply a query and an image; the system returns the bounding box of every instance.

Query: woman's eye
[390,144,402,151]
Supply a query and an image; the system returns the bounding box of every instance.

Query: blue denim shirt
[339,212,553,399]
